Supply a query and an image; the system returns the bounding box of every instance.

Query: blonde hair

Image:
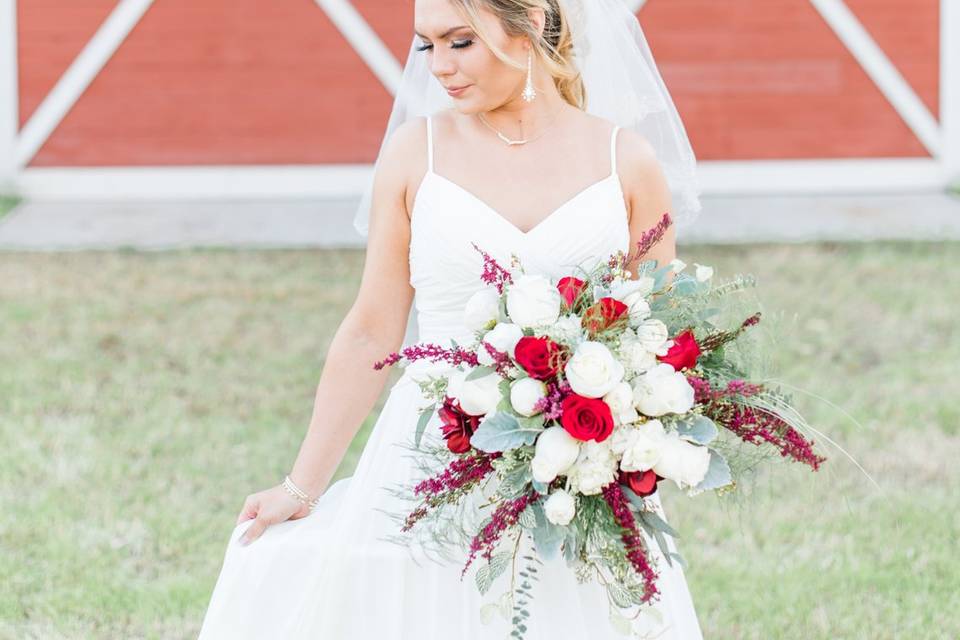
[449,0,586,109]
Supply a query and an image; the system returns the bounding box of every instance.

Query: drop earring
[521,48,537,102]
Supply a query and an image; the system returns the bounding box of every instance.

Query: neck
[480,81,568,138]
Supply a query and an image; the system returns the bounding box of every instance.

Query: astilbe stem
[479,341,515,377]
[471,242,514,294]
[624,212,673,270]
[601,482,660,604]
[373,342,479,371]
[686,375,826,470]
[461,490,540,578]
[402,452,501,532]
[698,312,762,354]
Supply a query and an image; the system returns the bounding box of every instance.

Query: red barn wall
[15,0,940,167]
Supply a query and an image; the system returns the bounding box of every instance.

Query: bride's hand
[235,485,311,545]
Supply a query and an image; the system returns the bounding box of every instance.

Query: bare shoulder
[371,116,430,220]
[612,126,671,226]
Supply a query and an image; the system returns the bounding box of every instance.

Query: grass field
[0,195,19,219]
[1,242,957,639]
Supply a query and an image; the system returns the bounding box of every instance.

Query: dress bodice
[408,114,630,345]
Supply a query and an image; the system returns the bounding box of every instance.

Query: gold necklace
[476,106,565,146]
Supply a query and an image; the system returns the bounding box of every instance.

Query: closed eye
[416,39,473,52]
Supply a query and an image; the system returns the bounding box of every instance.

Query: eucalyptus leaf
[691,449,733,495]
[638,509,680,539]
[673,415,718,445]
[466,365,497,381]
[669,551,687,570]
[531,479,548,494]
[414,404,435,449]
[606,581,634,609]
[671,275,703,296]
[653,529,673,568]
[470,411,544,453]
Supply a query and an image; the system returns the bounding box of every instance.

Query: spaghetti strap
[610,125,620,176]
[425,115,434,173]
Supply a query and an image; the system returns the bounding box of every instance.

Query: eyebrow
[414,25,471,39]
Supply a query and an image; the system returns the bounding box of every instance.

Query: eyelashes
[415,39,473,52]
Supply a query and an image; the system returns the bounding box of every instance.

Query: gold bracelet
[283,475,321,509]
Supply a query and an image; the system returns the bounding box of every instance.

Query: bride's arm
[237,119,423,544]
[286,122,421,501]
[617,129,678,282]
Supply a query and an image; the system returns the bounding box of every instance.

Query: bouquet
[373,212,827,638]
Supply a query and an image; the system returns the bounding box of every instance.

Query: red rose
[658,329,701,371]
[619,468,663,497]
[560,393,615,442]
[437,396,481,453]
[514,335,565,380]
[557,276,587,309]
[581,297,629,335]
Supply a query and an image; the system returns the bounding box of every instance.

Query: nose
[429,47,456,78]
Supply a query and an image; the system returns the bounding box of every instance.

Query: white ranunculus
[477,322,524,365]
[510,377,548,417]
[609,277,654,326]
[531,426,581,483]
[603,381,638,425]
[620,419,667,472]
[632,363,696,417]
[463,288,501,332]
[567,440,618,495]
[456,369,502,416]
[669,258,686,273]
[505,274,562,328]
[543,489,577,526]
[694,263,714,282]
[652,431,712,489]
[635,318,672,356]
[564,341,625,398]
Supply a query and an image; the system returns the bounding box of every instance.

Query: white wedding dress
[198,114,704,639]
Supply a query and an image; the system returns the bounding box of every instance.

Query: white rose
[618,330,658,376]
[463,288,501,332]
[543,489,577,526]
[603,381,638,425]
[477,322,524,365]
[669,258,686,273]
[620,419,667,472]
[694,263,714,282]
[632,363,696,417]
[652,431,711,489]
[531,426,581,483]
[505,274,562,328]
[564,341,625,398]
[568,440,618,495]
[606,423,637,457]
[510,377,548,417]
[456,370,502,416]
[609,277,654,326]
[635,318,672,356]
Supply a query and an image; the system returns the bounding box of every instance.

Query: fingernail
[239,536,249,546]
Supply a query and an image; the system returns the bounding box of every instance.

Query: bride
[198,0,703,638]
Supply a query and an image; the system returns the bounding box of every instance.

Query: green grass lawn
[1,242,957,639]
[0,195,20,219]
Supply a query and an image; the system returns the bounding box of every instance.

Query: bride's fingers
[236,495,258,525]
[239,515,269,546]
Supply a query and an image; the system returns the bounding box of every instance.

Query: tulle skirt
[197,371,704,639]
